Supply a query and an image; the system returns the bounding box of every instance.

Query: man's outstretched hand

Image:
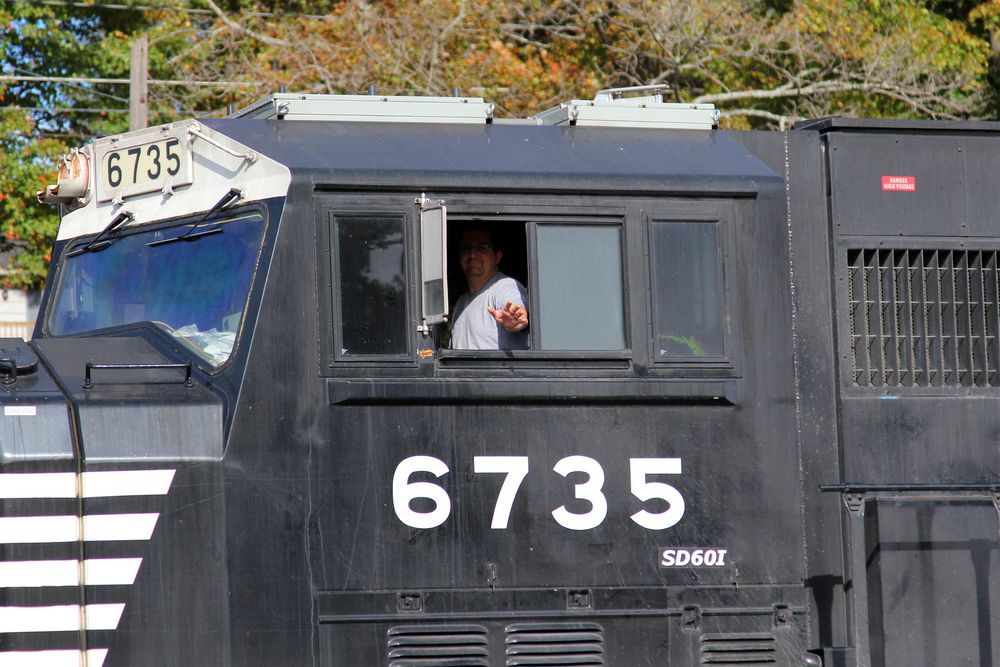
[488,301,529,333]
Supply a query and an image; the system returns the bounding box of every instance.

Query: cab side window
[321,197,739,379]
[535,224,626,350]
[444,219,627,353]
[650,219,727,360]
[333,214,408,358]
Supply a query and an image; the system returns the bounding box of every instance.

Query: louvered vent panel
[700,633,777,664]
[387,624,490,667]
[847,248,1000,388]
[505,622,605,666]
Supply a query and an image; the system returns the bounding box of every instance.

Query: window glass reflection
[336,216,407,356]
[49,211,265,365]
[652,221,725,358]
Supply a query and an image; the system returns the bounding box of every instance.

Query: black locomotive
[6,91,998,666]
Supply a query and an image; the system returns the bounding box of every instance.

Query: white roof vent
[229,92,494,124]
[532,85,720,130]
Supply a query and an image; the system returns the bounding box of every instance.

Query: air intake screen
[848,248,1000,388]
[505,622,605,665]
[387,624,489,667]
[700,632,777,664]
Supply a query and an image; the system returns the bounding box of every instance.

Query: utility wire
[12,66,129,102]
[3,1,273,126]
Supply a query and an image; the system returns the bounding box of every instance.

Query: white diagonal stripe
[0,560,75,587]
[0,469,175,499]
[83,557,142,585]
[0,604,124,632]
[0,649,108,667]
[0,514,159,544]
[0,473,75,499]
[0,558,142,587]
[82,469,175,498]
[0,516,77,544]
[83,513,159,541]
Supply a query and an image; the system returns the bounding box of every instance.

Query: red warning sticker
[882,175,916,192]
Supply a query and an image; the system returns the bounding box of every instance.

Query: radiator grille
[700,632,777,664]
[847,248,1000,388]
[505,621,605,666]
[387,624,489,667]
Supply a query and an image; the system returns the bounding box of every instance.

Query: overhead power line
[12,66,128,102]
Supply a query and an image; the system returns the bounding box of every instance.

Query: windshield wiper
[66,210,134,258]
[147,188,242,248]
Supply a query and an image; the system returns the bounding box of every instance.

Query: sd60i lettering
[15,90,1000,666]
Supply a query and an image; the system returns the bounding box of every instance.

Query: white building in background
[0,246,40,339]
[0,288,38,339]
[0,251,39,339]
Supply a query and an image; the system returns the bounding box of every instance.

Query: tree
[0,0,241,288]
[156,0,994,126]
[0,1,159,288]
[969,0,1000,116]
[0,112,65,289]
[2,1,144,138]
[497,0,990,127]
[154,0,600,117]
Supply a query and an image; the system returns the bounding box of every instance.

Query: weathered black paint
[3,116,999,666]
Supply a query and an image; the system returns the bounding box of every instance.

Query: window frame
[525,217,631,354]
[435,209,632,363]
[43,201,272,374]
[317,193,742,386]
[326,206,416,365]
[418,198,449,332]
[644,201,739,374]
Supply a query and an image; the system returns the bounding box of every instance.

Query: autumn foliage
[0,112,64,289]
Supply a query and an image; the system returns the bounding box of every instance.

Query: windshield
[48,209,266,366]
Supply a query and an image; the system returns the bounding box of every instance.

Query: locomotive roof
[199,117,780,195]
[794,115,1000,133]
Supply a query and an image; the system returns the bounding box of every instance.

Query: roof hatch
[228,92,494,124]
[532,86,720,129]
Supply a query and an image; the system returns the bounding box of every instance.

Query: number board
[94,129,193,202]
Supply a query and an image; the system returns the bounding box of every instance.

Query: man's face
[459,229,502,285]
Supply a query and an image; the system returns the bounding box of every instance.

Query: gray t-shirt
[451,272,529,350]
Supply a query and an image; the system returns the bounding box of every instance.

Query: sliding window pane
[536,225,625,350]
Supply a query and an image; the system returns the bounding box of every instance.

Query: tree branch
[201,0,292,48]
[695,80,945,105]
[721,108,793,129]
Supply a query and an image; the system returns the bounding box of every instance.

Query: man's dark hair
[460,223,503,254]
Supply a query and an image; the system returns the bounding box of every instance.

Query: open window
[439,218,627,353]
